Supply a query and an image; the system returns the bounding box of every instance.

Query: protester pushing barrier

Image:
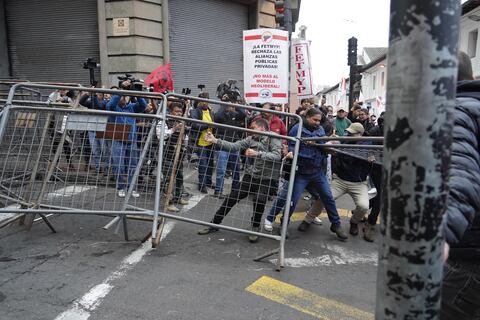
[0,84,310,269]
[0,82,388,269]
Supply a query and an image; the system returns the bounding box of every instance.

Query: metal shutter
[5,0,100,85]
[169,0,248,97]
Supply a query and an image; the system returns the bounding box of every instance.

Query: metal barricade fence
[0,84,303,269]
[0,83,168,244]
[149,93,303,268]
[302,136,384,165]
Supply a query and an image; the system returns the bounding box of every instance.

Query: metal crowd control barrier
[149,93,303,268]
[302,136,384,165]
[0,83,168,245]
[0,84,304,269]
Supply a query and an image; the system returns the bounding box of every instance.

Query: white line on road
[270,244,378,268]
[0,185,97,225]
[54,221,175,320]
[0,204,22,222]
[44,186,97,200]
[53,193,206,320]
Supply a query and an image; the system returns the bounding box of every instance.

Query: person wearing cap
[190,91,215,193]
[298,122,375,239]
[335,108,351,136]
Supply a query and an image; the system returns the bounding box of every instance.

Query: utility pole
[347,37,358,109]
[376,1,460,318]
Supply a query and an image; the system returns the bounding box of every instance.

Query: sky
[295,0,391,89]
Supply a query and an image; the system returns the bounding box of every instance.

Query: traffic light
[348,37,358,66]
[275,1,286,29]
[351,65,363,91]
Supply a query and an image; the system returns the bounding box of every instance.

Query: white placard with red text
[243,29,289,104]
[292,39,314,98]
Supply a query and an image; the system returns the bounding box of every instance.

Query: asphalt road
[0,182,379,320]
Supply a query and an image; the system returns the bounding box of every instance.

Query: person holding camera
[107,80,147,198]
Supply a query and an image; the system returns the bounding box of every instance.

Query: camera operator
[107,79,147,198]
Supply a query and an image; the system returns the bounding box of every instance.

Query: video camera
[83,57,99,70]
[82,58,100,87]
[118,73,144,91]
[216,79,241,103]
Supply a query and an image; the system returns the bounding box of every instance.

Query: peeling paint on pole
[376,1,460,319]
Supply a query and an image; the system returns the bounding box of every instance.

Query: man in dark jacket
[280,108,347,239]
[441,52,480,319]
[300,122,374,237]
[355,108,374,134]
[362,114,385,242]
[213,100,246,197]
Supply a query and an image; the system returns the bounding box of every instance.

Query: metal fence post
[376,1,460,318]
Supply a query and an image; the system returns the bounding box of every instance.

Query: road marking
[44,186,97,200]
[54,221,175,320]
[246,276,374,320]
[0,204,22,223]
[270,244,378,268]
[53,192,206,320]
[181,194,205,212]
[0,186,97,224]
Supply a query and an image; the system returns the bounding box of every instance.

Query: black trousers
[162,152,184,203]
[441,259,480,319]
[367,166,382,225]
[212,174,273,228]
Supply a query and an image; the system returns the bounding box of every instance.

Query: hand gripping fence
[0,85,303,269]
[301,136,384,165]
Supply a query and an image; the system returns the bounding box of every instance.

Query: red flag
[144,64,174,93]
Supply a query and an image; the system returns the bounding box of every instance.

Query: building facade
[0,0,299,96]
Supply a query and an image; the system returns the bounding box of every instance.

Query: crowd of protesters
[42,52,480,318]
[47,79,384,243]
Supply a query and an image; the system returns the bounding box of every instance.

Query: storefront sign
[243,29,289,104]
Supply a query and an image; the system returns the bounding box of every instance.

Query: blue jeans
[266,180,321,223]
[266,180,289,223]
[289,170,341,226]
[111,141,140,191]
[215,150,240,194]
[88,131,106,171]
[197,145,214,188]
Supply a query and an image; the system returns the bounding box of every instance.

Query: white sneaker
[264,219,273,232]
[313,217,323,225]
[117,189,126,198]
[132,190,140,198]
